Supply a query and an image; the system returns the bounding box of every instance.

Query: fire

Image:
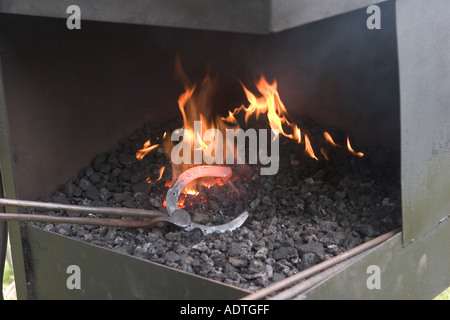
[137,73,366,166]
[224,77,366,161]
[304,134,318,160]
[145,166,166,184]
[162,177,228,209]
[320,148,329,161]
[136,139,159,160]
[222,110,238,125]
[184,188,200,196]
[222,77,320,160]
[323,131,337,147]
[294,126,302,143]
[164,60,234,176]
[156,166,166,181]
[323,131,365,157]
[137,61,366,202]
[226,77,303,143]
[346,136,365,157]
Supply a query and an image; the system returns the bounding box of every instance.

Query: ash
[33,119,401,292]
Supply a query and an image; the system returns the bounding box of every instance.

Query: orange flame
[184,188,200,196]
[293,125,302,143]
[323,131,337,147]
[304,134,318,160]
[138,61,365,193]
[346,136,365,157]
[222,110,239,125]
[225,76,320,159]
[145,165,166,184]
[136,139,159,160]
[234,77,297,140]
[320,148,329,161]
[156,166,166,181]
[174,178,228,208]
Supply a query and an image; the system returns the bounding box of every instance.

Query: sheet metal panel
[0,56,28,299]
[0,0,388,34]
[302,218,450,299]
[396,0,450,245]
[22,225,250,299]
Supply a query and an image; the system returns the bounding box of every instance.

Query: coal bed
[30,118,401,292]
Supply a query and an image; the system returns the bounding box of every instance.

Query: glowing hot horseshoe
[166,165,232,215]
[165,165,249,234]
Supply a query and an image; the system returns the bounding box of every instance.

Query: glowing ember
[169,179,228,209]
[161,166,232,209]
[184,188,200,196]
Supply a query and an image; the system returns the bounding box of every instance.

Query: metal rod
[241,227,401,300]
[0,212,156,228]
[0,197,165,219]
[268,257,357,300]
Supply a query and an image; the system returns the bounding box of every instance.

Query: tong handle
[0,197,165,219]
[0,212,155,228]
[0,198,191,229]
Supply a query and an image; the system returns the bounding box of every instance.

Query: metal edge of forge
[0,54,28,299]
[300,217,450,300]
[0,0,389,34]
[396,0,450,246]
[20,224,252,300]
[241,228,401,300]
[242,218,450,300]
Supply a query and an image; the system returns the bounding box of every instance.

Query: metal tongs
[0,166,249,235]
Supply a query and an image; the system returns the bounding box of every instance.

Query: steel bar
[241,227,401,300]
[0,197,178,229]
[0,197,165,219]
[0,197,194,229]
